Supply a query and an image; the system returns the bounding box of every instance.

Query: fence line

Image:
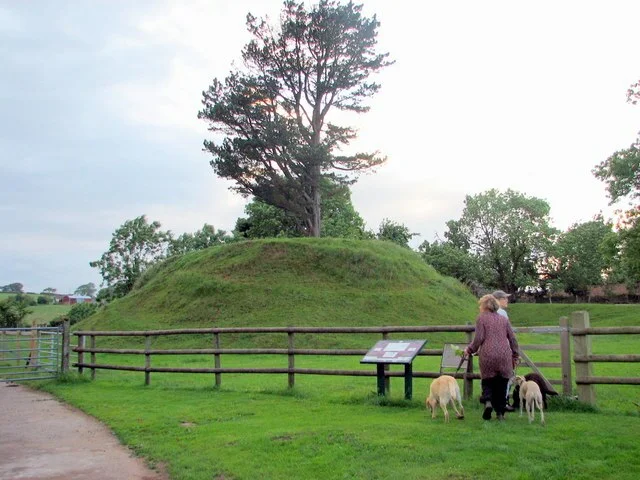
[73,322,573,400]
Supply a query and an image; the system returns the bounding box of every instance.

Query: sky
[1,0,639,294]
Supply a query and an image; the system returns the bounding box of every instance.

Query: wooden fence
[72,322,574,400]
[71,313,640,405]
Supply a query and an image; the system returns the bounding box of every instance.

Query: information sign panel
[360,339,427,365]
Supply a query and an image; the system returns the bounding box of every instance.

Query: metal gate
[0,327,62,382]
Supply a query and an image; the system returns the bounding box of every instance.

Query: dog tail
[449,379,461,401]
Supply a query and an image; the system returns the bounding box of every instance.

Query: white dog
[515,375,545,425]
[426,375,464,422]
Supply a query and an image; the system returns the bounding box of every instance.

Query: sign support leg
[376,363,385,396]
[404,363,413,400]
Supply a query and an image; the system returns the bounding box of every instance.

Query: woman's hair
[478,294,500,312]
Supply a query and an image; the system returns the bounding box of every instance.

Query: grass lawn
[38,360,640,480]
[24,304,72,325]
[36,305,640,480]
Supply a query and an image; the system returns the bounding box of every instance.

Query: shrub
[0,299,31,328]
[13,293,37,306]
[67,302,98,324]
[37,295,50,305]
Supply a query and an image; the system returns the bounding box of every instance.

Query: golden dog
[515,375,545,425]
[426,375,464,422]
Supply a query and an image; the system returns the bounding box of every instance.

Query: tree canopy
[74,282,97,297]
[235,180,370,240]
[546,218,612,297]
[198,0,392,236]
[90,215,171,298]
[441,189,558,293]
[376,218,417,248]
[168,224,232,256]
[592,78,640,289]
[1,283,24,293]
[418,240,488,291]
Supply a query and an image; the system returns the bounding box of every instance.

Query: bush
[0,299,31,328]
[49,316,65,327]
[13,293,37,306]
[37,295,50,305]
[67,302,98,323]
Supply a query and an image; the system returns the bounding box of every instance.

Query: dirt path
[0,382,168,480]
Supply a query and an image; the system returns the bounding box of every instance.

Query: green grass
[24,304,72,325]
[37,357,640,480]
[25,240,640,479]
[77,238,477,339]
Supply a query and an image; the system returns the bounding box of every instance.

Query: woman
[464,294,519,421]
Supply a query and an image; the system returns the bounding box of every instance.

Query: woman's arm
[465,314,485,355]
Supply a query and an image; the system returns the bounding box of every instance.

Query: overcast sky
[1,0,639,294]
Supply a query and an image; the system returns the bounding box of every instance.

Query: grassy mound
[78,238,477,344]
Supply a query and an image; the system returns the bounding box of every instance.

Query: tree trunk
[309,165,322,237]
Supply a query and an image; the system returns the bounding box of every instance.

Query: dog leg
[450,397,464,419]
[441,402,450,423]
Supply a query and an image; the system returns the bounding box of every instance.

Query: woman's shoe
[482,401,493,420]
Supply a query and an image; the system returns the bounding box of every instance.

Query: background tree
[592,145,640,204]
[90,215,171,298]
[1,283,24,293]
[199,0,392,236]
[601,208,640,289]
[234,200,301,239]
[169,224,232,256]
[0,298,31,328]
[235,180,370,239]
[443,189,558,294]
[74,282,97,297]
[376,218,418,248]
[418,240,489,291]
[317,181,370,239]
[41,287,57,294]
[592,78,640,290]
[548,218,613,300]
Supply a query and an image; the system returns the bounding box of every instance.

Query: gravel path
[0,382,167,480]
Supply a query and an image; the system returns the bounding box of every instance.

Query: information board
[360,339,427,365]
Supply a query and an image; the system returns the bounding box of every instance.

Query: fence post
[31,321,39,367]
[61,319,70,373]
[288,330,295,388]
[90,335,96,380]
[572,311,596,405]
[559,316,572,396]
[214,332,221,388]
[463,322,473,400]
[77,334,85,375]
[382,331,390,394]
[144,335,151,386]
[15,330,21,366]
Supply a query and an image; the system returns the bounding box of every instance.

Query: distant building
[59,295,94,305]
